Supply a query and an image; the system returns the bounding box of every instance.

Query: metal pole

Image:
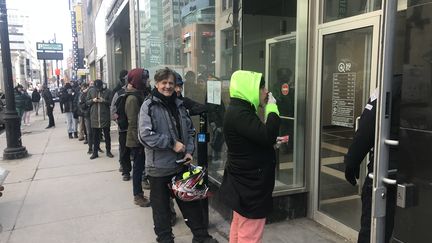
[0,0,28,159]
[43,59,47,86]
[232,0,240,71]
[371,0,397,242]
[197,113,209,227]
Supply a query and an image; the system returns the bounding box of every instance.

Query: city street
[0,108,347,243]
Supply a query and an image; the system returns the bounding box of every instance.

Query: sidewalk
[0,107,349,243]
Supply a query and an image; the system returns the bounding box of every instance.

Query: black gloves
[345,163,360,186]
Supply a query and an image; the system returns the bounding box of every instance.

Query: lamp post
[0,0,28,159]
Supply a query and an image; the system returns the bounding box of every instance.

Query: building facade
[80,0,432,241]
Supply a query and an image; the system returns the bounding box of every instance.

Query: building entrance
[313,14,381,241]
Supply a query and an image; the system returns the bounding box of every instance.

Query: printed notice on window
[331,72,356,128]
[207,80,222,105]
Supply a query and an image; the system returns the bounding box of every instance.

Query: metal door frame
[310,12,382,242]
[265,33,300,188]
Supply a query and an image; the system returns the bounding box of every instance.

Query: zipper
[97,91,101,127]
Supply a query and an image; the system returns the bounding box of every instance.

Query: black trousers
[46,105,55,127]
[118,131,131,174]
[148,175,211,243]
[358,177,396,243]
[92,127,111,154]
[131,146,145,196]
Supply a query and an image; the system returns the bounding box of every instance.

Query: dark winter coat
[220,71,280,219]
[125,87,144,148]
[62,89,76,113]
[14,90,25,111]
[79,90,90,117]
[31,90,41,102]
[86,86,112,128]
[41,89,54,107]
[23,93,33,111]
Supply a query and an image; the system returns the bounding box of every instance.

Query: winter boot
[106,150,114,158]
[73,132,78,138]
[134,194,150,207]
[90,152,98,160]
[68,133,73,139]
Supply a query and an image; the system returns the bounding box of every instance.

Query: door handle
[384,139,399,146]
[368,172,397,185]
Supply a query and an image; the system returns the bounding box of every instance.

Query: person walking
[139,67,217,243]
[125,68,150,206]
[31,88,41,116]
[219,70,280,243]
[41,85,55,128]
[62,83,77,139]
[22,90,33,126]
[87,79,113,159]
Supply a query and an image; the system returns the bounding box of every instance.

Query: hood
[229,70,262,111]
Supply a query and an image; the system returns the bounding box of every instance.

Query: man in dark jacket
[174,71,207,116]
[344,89,397,243]
[125,68,150,206]
[62,83,77,139]
[112,69,128,94]
[41,85,55,128]
[111,70,133,181]
[220,70,280,242]
[79,83,93,154]
[31,88,41,115]
[87,79,113,159]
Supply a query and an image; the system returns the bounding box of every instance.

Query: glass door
[313,15,380,241]
[265,33,305,191]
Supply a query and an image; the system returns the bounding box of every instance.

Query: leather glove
[345,163,360,186]
[267,92,276,105]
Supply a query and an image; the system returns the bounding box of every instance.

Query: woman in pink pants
[220,70,281,243]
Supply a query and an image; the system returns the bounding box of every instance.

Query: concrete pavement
[0,107,349,243]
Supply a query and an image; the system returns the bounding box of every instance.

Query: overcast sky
[9,0,72,62]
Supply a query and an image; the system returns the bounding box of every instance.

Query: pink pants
[229,211,266,243]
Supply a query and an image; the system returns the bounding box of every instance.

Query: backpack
[114,92,142,130]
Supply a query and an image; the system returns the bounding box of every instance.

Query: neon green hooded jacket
[229,70,279,118]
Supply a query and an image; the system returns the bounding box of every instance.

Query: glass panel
[240,0,308,191]
[324,0,381,22]
[318,27,373,231]
[267,37,302,189]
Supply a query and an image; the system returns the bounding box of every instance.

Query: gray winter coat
[138,95,195,177]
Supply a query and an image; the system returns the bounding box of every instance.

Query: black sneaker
[87,149,93,154]
[73,132,78,138]
[68,133,73,139]
[90,153,98,160]
[106,151,114,158]
[122,173,131,181]
[98,148,104,153]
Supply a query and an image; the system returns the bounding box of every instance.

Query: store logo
[338,62,352,73]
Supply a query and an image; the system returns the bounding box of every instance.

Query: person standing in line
[139,68,217,243]
[79,83,93,154]
[220,70,280,243]
[110,70,131,180]
[14,84,25,121]
[87,79,113,159]
[125,68,151,206]
[41,85,55,128]
[62,83,77,139]
[22,90,33,126]
[31,88,41,116]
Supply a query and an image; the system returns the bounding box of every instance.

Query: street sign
[37,52,63,60]
[77,69,89,76]
[36,42,63,51]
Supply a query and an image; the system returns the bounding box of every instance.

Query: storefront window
[324,0,381,22]
[203,0,308,192]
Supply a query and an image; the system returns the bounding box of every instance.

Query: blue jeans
[131,146,145,196]
[65,112,76,133]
